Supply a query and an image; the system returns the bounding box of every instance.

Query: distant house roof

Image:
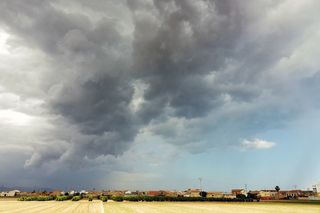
[288,190,302,193]
[88,191,103,196]
[207,192,223,194]
[232,189,244,194]
[147,191,166,196]
[50,190,61,195]
[248,191,260,194]
[261,190,277,192]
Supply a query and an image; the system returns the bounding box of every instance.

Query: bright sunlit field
[0,200,103,213]
[103,201,320,213]
[1,200,320,213]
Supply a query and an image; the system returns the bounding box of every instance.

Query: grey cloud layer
[1,0,320,172]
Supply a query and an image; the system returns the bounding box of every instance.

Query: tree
[275,186,280,200]
[199,191,207,198]
[247,192,260,201]
[236,194,247,200]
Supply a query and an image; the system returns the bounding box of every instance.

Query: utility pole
[198,177,202,191]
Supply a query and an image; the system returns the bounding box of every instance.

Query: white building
[312,184,320,196]
[0,190,20,197]
[80,190,88,195]
[125,191,132,195]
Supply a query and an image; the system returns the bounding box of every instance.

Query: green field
[0,200,320,212]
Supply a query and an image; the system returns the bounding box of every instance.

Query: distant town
[1,183,320,201]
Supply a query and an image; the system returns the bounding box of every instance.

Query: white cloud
[0,109,34,126]
[241,138,276,150]
[0,30,10,55]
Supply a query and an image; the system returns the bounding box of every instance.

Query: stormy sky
[1,0,320,191]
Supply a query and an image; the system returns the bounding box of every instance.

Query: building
[206,192,224,198]
[136,191,147,196]
[177,191,187,197]
[184,189,201,197]
[247,190,260,199]
[313,184,320,196]
[277,190,314,200]
[123,190,141,195]
[87,191,103,198]
[231,189,246,196]
[80,190,88,196]
[278,191,289,199]
[146,190,167,196]
[16,191,31,197]
[105,190,125,196]
[285,190,302,199]
[259,190,277,200]
[223,193,236,199]
[0,190,20,197]
[124,190,132,195]
[297,190,314,199]
[50,190,62,196]
[165,191,178,197]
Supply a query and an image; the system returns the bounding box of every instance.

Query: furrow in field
[90,200,104,213]
[44,202,74,213]
[7,202,60,213]
[104,202,137,213]
[1,201,320,213]
[58,201,80,213]
[0,202,46,213]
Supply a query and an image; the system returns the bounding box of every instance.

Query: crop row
[99,195,254,202]
[18,195,89,202]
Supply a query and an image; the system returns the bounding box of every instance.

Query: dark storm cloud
[1,0,320,171]
[131,0,247,119]
[0,0,137,163]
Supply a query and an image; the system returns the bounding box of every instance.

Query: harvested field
[104,202,320,213]
[0,200,103,213]
[1,200,320,212]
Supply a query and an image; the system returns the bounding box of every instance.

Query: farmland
[0,200,103,213]
[1,200,320,212]
[103,202,320,213]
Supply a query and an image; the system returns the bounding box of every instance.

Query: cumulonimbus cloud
[0,0,319,171]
